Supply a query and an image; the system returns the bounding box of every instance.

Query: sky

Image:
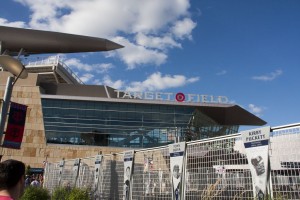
[0,0,299,130]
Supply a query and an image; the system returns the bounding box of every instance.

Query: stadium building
[0,56,266,167]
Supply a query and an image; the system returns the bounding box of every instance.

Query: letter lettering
[155,92,163,100]
[144,92,154,100]
[114,90,121,98]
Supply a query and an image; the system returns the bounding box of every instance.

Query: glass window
[41,98,236,147]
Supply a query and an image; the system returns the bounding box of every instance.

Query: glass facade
[41,98,239,148]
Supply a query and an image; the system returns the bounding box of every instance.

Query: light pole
[0,55,28,145]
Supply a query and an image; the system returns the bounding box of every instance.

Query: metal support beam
[0,41,9,55]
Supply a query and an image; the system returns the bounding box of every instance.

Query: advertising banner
[158,168,163,194]
[58,160,65,186]
[72,158,81,186]
[3,102,27,149]
[241,126,270,200]
[123,150,134,200]
[93,155,103,199]
[94,155,103,189]
[169,142,186,200]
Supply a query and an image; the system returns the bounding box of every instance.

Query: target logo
[175,93,185,102]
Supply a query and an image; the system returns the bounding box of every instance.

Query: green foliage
[52,187,89,200]
[270,192,284,200]
[52,187,71,200]
[20,186,50,200]
[68,188,89,200]
[25,165,31,175]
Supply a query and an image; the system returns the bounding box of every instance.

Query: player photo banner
[169,142,186,200]
[3,102,27,149]
[94,155,103,189]
[72,158,81,186]
[58,160,65,186]
[123,150,134,200]
[241,126,270,200]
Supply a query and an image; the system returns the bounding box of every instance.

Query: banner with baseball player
[94,155,103,199]
[123,150,134,200]
[72,158,81,187]
[94,155,103,189]
[169,142,186,200]
[58,160,65,186]
[241,126,270,200]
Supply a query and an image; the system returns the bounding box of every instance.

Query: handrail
[25,55,59,66]
[58,60,84,85]
[24,55,84,84]
[271,122,300,131]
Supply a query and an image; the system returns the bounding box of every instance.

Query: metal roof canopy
[197,105,266,125]
[0,26,123,56]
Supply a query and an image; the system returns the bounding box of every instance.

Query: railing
[58,61,84,85]
[25,55,59,66]
[43,123,300,199]
[24,55,84,84]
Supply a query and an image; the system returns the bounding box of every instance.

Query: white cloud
[136,33,181,50]
[171,18,197,40]
[95,75,124,89]
[11,0,196,68]
[97,63,114,73]
[131,0,191,33]
[108,37,168,69]
[80,73,94,83]
[0,18,27,28]
[14,0,193,36]
[64,58,114,73]
[248,104,265,117]
[216,70,227,76]
[125,72,200,92]
[92,72,199,91]
[252,69,282,81]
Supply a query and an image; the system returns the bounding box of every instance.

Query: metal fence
[185,135,253,200]
[269,124,300,199]
[43,123,300,199]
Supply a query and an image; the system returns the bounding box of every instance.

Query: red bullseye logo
[175,93,185,102]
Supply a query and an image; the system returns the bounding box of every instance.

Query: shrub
[25,165,31,176]
[52,187,89,200]
[68,188,89,200]
[20,186,50,200]
[52,187,71,200]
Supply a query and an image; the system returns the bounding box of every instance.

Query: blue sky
[1,0,299,129]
